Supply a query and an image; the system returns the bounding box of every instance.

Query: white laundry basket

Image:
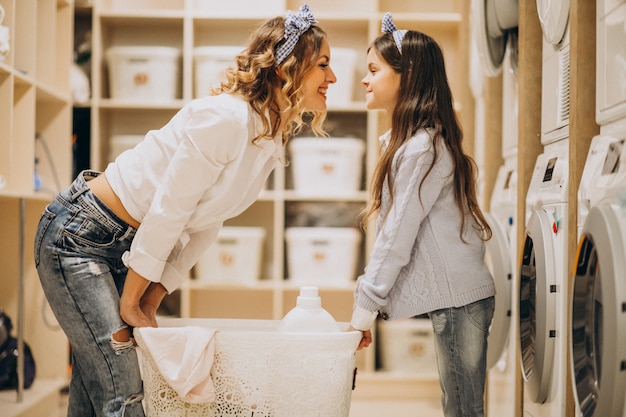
[137,318,360,417]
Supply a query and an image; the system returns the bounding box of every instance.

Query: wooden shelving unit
[0,0,73,414]
[73,0,472,397]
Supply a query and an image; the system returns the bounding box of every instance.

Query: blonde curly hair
[212,16,328,145]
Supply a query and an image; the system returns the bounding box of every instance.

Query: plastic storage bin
[106,46,180,101]
[194,227,265,284]
[378,318,438,375]
[192,0,286,16]
[136,318,360,417]
[288,137,365,196]
[326,47,357,107]
[108,135,144,163]
[193,46,242,98]
[285,227,361,286]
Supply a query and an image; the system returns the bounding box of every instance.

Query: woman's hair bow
[276,4,318,64]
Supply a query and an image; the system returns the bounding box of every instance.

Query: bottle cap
[296,286,322,307]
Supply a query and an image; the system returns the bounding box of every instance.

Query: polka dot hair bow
[276,3,318,65]
[382,12,407,53]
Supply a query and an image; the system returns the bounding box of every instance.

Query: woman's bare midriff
[87,174,140,230]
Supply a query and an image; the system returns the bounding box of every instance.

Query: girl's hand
[348,326,372,350]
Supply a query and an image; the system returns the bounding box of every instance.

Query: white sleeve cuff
[350,305,379,331]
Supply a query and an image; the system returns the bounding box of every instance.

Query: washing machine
[485,38,519,416]
[471,0,518,77]
[595,0,626,127]
[485,155,518,416]
[571,123,626,417]
[519,2,570,416]
[520,140,569,417]
[569,1,626,415]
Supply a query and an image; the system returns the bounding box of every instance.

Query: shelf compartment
[11,79,35,193]
[95,107,178,169]
[379,0,462,14]
[187,286,275,319]
[223,201,277,281]
[192,18,267,47]
[0,0,14,67]
[98,19,184,100]
[0,69,10,191]
[288,0,376,15]
[35,100,72,196]
[13,0,36,77]
[192,0,286,18]
[98,0,185,13]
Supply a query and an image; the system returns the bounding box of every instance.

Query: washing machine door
[519,208,557,403]
[571,200,626,417]
[484,212,512,369]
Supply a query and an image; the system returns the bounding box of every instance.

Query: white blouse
[105,94,283,292]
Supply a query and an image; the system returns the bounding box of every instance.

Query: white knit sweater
[350,130,496,331]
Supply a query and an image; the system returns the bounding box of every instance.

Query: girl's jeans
[34,171,144,417]
[428,296,495,417]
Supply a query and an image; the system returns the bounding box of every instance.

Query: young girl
[349,13,496,417]
[34,4,336,416]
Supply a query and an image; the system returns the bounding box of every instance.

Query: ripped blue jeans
[428,296,495,417]
[34,171,144,417]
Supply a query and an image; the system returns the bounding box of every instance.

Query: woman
[34,4,336,416]
[348,13,495,417]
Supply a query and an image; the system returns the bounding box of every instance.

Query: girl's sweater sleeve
[351,140,450,330]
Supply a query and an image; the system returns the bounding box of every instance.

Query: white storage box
[378,318,439,375]
[192,0,286,16]
[285,227,361,286]
[327,47,357,107]
[106,46,180,101]
[108,135,144,163]
[136,318,360,417]
[194,227,265,284]
[193,46,242,98]
[289,137,365,196]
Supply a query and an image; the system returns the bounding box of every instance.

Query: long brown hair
[213,17,328,144]
[362,31,491,241]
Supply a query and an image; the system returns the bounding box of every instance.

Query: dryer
[571,123,626,417]
[520,140,569,417]
[596,0,626,126]
[570,1,626,415]
[485,155,518,416]
[520,2,570,416]
[485,40,519,417]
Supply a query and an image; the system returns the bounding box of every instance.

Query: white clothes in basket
[135,326,217,404]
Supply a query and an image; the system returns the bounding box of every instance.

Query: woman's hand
[348,326,372,350]
[120,268,154,328]
[140,283,168,327]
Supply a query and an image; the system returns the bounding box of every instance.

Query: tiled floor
[53,393,444,417]
[349,398,444,417]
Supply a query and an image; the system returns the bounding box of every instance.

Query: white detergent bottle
[278,286,341,332]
